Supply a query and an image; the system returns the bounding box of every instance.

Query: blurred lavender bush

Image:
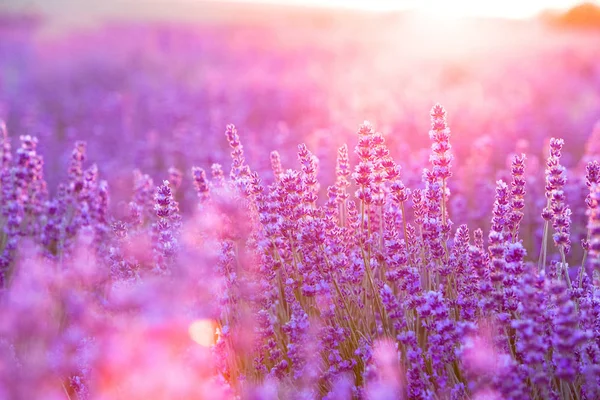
[1,10,600,400]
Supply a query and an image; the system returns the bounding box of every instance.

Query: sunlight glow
[188,319,216,347]
[212,0,596,19]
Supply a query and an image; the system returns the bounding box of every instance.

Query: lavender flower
[508,153,526,240]
[192,166,210,202]
[0,93,598,399]
[153,180,179,272]
[587,182,600,278]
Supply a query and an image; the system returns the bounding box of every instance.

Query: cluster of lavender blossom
[1,99,600,399]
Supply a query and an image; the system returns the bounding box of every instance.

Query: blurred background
[1,0,600,221]
[3,0,600,27]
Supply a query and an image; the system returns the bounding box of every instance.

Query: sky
[208,0,597,18]
[2,0,598,22]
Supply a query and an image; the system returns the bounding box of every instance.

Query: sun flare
[222,0,589,19]
[188,319,216,347]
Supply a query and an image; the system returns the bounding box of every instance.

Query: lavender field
[1,3,600,399]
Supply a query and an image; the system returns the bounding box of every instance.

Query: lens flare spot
[188,319,216,347]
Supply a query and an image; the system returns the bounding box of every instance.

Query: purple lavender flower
[540,138,572,278]
[587,182,600,278]
[508,153,526,240]
[192,166,210,202]
[550,281,588,382]
[153,180,179,272]
[270,150,283,182]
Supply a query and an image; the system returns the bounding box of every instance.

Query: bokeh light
[188,320,216,347]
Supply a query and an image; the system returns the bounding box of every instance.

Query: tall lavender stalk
[540,138,568,277]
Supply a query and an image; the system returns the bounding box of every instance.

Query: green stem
[579,232,590,288]
[560,248,572,290]
[539,222,550,274]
